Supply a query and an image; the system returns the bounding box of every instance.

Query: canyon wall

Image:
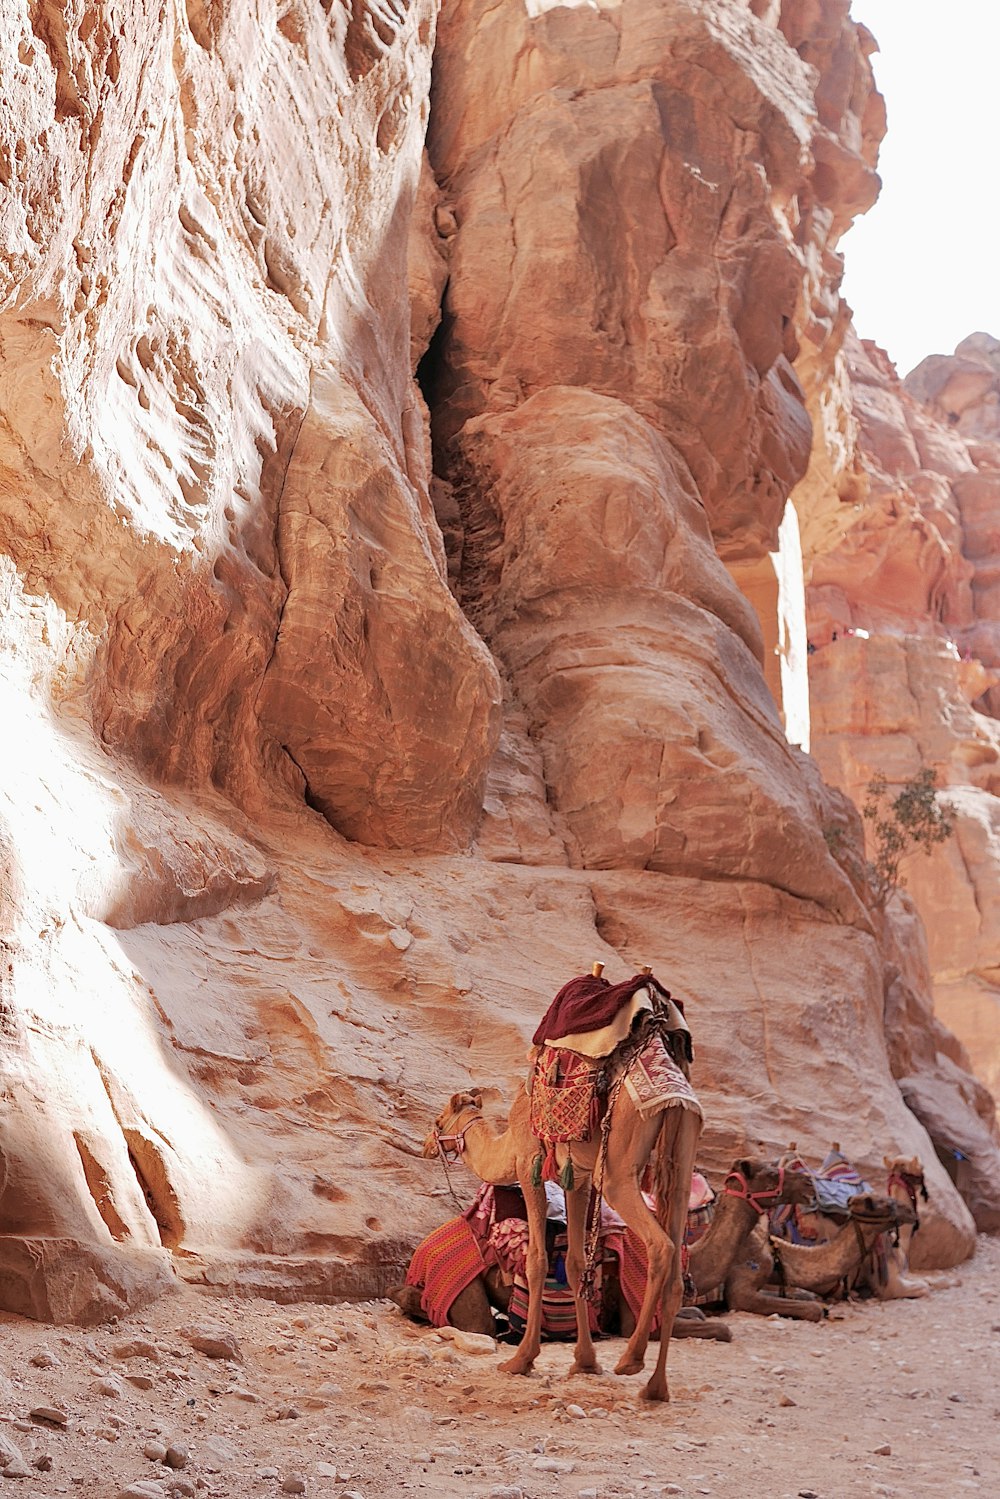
[798,329,1000,1225]
[0,0,992,1324]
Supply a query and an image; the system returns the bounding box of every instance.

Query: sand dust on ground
[1,1236,998,1499]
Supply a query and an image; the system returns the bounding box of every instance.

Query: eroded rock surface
[0,0,988,1322]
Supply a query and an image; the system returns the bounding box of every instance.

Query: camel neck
[689,1192,758,1289]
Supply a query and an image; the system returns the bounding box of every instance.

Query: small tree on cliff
[862,768,955,906]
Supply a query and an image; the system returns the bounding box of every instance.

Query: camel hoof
[498,1356,534,1377]
[568,1360,602,1377]
[640,1379,669,1403]
[614,1355,644,1377]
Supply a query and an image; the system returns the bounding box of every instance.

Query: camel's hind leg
[640,1106,701,1402]
[498,1178,547,1377]
[565,1183,601,1376]
[601,1173,669,1379]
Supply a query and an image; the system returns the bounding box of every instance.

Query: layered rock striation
[0,0,989,1322]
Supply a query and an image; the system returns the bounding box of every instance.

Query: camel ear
[475,1085,504,1106]
[469,1087,483,1107]
[735,1158,754,1178]
[883,1155,893,1168]
[448,1092,468,1114]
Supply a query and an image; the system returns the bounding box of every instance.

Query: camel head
[884,1152,922,1174]
[422,1089,484,1159]
[847,1191,918,1229]
[724,1157,816,1212]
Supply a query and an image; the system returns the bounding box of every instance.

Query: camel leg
[447,1278,497,1336]
[601,1172,669,1378]
[498,1178,548,1377]
[565,1184,601,1376]
[726,1265,826,1322]
[641,1108,701,1402]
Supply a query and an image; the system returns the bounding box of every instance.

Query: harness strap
[724,1164,786,1217]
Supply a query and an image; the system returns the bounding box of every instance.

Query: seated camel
[773,1144,932,1300]
[727,1190,918,1321]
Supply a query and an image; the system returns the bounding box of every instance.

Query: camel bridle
[432,1108,488,1211]
[723,1164,787,1216]
[887,1168,928,1232]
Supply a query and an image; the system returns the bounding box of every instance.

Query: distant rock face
[798,331,1000,1224]
[0,0,987,1325]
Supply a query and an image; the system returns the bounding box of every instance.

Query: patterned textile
[769,1148,872,1245]
[404,1216,488,1328]
[529,1045,603,1182]
[508,1274,581,1339]
[623,1033,703,1121]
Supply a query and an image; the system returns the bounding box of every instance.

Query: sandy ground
[1,1237,998,1499]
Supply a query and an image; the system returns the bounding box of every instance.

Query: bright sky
[840,0,1000,378]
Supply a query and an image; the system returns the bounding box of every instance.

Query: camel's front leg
[499,1178,547,1377]
[565,1184,601,1376]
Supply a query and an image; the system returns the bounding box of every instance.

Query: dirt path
[1,1237,998,1499]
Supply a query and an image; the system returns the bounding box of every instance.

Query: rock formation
[798,329,1000,1226]
[0,0,991,1322]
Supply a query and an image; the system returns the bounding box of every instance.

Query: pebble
[164,1443,189,1470]
[167,1483,196,1498]
[33,1455,55,1472]
[778,1394,797,1408]
[256,1470,279,1480]
[565,1404,587,1419]
[488,1487,524,1499]
[113,1341,161,1363]
[201,1435,238,1469]
[533,1457,577,1474]
[116,1486,166,1499]
[874,1444,892,1457]
[276,1406,302,1420]
[280,1478,306,1495]
[3,1457,33,1479]
[143,1442,168,1463]
[30,1349,60,1369]
[127,1375,156,1391]
[94,1375,126,1398]
[661,1488,685,1497]
[180,1325,243,1362]
[30,1407,68,1427]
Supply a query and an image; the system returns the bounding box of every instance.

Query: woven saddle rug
[529,1027,702,1185]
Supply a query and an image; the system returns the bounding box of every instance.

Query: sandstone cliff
[798,329,1000,1228]
[0,0,987,1323]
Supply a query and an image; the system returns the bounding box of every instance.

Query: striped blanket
[405,1216,488,1328]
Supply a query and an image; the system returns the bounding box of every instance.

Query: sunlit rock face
[0,0,982,1324]
[799,332,1000,1225]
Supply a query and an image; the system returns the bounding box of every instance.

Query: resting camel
[881,1154,931,1298]
[396,1156,816,1343]
[425,1079,701,1402]
[726,1191,918,1321]
[777,1146,932,1300]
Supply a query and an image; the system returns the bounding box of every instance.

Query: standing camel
[426,1079,702,1402]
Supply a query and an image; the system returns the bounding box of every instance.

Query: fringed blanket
[623,1033,703,1121]
[404,1216,487,1328]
